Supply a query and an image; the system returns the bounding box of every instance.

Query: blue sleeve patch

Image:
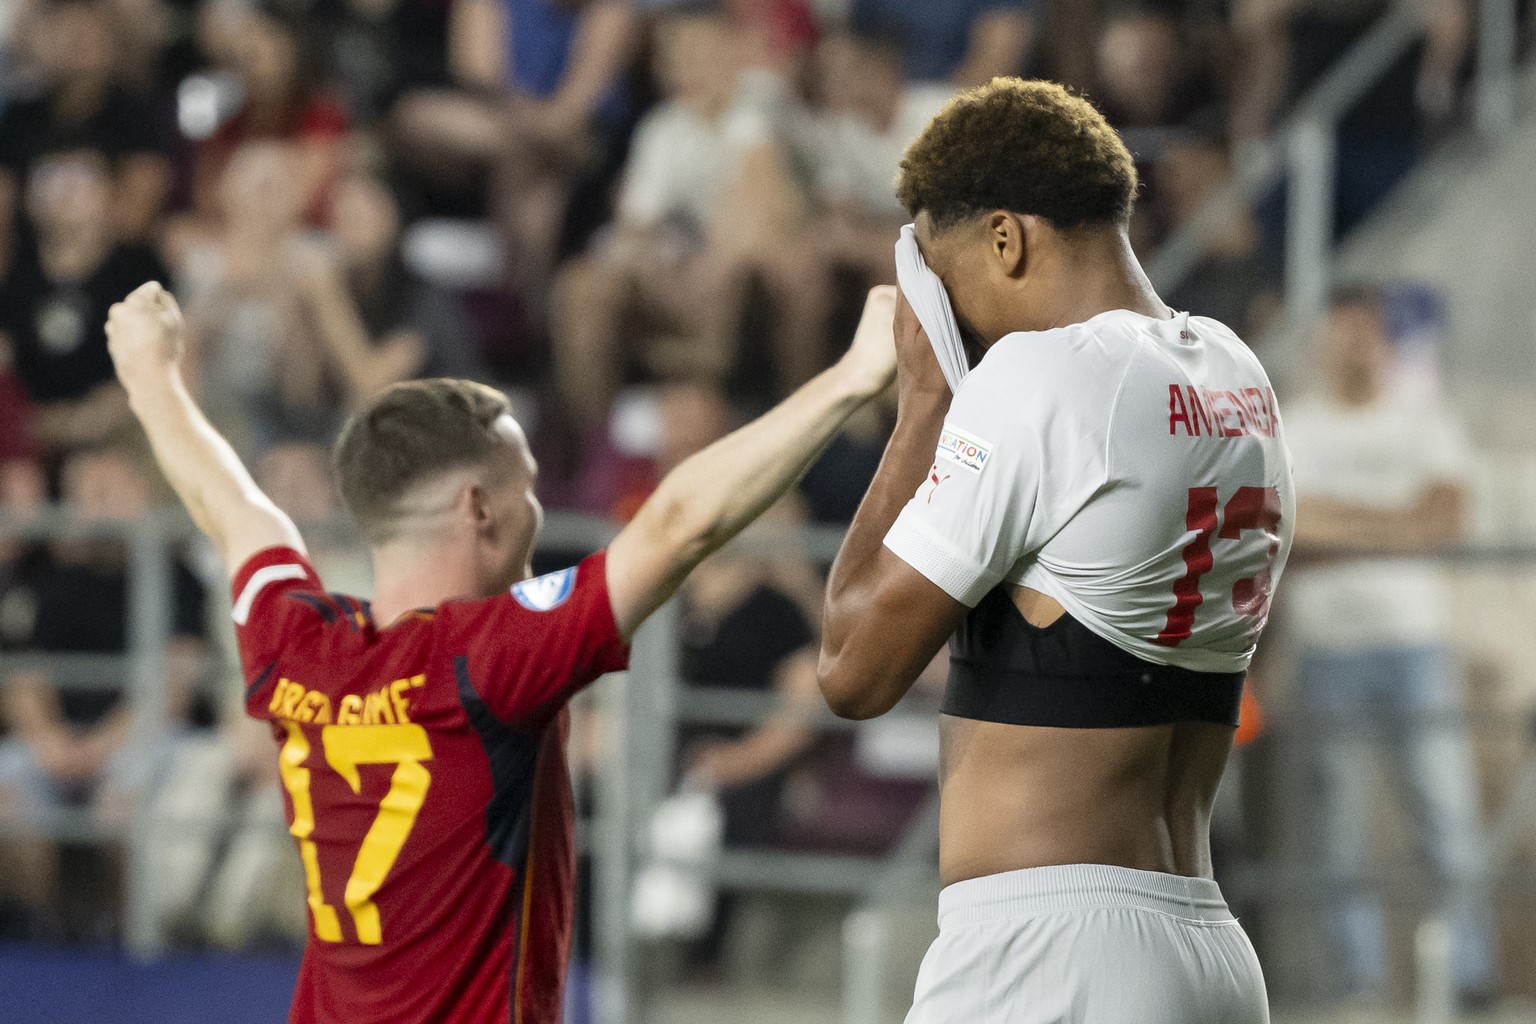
[511,566,578,611]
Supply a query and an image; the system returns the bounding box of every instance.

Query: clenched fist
[105,281,186,392]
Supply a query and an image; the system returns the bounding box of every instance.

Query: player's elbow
[816,646,896,720]
[643,483,728,568]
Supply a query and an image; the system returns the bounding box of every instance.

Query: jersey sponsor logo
[1167,384,1279,439]
[935,427,993,474]
[512,566,578,611]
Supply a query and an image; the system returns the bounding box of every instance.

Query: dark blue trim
[245,660,277,701]
[329,594,359,633]
[453,657,539,868]
[453,656,541,1023]
[289,592,337,624]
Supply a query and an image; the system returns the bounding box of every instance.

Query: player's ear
[987,211,1026,278]
[464,482,494,537]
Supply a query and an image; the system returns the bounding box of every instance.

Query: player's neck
[1022,231,1169,334]
[370,540,492,624]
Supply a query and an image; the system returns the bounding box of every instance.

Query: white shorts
[906,864,1269,1024]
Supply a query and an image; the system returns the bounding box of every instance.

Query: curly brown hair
[897,79,1138,232]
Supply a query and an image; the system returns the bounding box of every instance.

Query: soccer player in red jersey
[104,281,896,1023]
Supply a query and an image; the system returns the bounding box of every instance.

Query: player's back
[231,546,628,1024]
[998,309,1295,669]
[885,309,1294,885]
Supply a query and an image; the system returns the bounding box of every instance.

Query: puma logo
[927,466,951,502]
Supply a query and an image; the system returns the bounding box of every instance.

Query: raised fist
[105,281,186,389]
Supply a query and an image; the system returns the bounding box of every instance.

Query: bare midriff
[938,586,1236,886]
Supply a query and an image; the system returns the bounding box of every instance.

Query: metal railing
[0,508,936,978]
[1146,0,1523,326]
[0,509,185,955]
[9,506,1536,1023]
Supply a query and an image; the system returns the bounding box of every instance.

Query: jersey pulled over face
[232,548,628,1024]
[885,309,1296,673]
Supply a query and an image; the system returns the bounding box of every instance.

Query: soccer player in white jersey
[819,80,1295,1022]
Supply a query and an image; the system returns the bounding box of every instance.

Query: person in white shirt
[550,5,817,429]
[819,79,1293,1023]
[798,29,954,280]
[1284,286,1494,1008]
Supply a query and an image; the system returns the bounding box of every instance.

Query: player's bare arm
[819,292,967,719]
[105,281,304,574]
[813,82,1292,1021]
[604,286,898,640]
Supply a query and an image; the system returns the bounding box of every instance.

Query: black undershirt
[945,588,1246,729]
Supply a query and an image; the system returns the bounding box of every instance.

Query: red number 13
[1156,486,1282,648]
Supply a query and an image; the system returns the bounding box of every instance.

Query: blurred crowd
[0,0,1489,522]
[0,0,1519,1001]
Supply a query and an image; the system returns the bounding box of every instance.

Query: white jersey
[883,309,1296,674]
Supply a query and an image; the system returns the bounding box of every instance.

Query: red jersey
[231,546,629,1024]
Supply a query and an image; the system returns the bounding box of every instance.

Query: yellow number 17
[278,722,435,945]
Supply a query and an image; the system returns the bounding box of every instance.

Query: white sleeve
[882,377,1041,607]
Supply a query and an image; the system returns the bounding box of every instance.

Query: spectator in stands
[330,169,487,382]
[550,4,813,429]
[722,0,819,76]
[1161,132,1276,336]
[795,400,887,525]
[678,546,821,822]
[1229,0,1470,235]
[0,0,171,251]
[849,0,1032,85]
[0,335,45,511]
[566,381,735,520]
[673,520,822,968]
[800,27,951,286]
[0,337,46,667]
[643,0,820,77]
[185,1,349,231]
[190,710,308,948]
[1091,9,1225,253]
[321,0,455,124]
[177,144,425,453]
[393,0,639,307]
[1284,286,1495,1008]
[0,445,210,939]
[713,26,927,526]
[0,147,168,459]
[1094,7,1216,133]
[176,141,330,451]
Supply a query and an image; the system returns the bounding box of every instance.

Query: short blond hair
[333,379,513,544]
